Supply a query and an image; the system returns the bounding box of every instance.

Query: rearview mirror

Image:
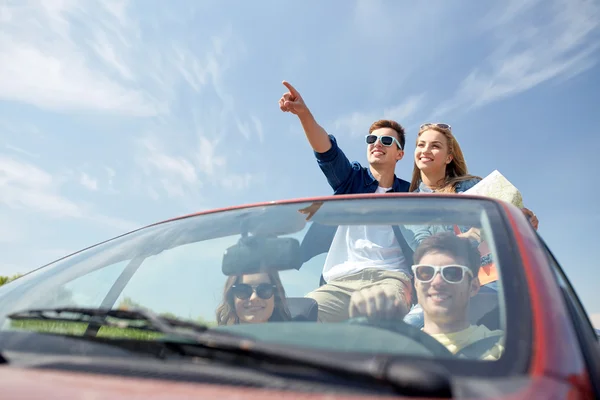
[221,236,302,276]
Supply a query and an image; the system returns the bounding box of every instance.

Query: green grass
[8,320,166,340]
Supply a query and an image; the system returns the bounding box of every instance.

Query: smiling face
[415,251,479,329]
[366,127,404,167]
[414,129,452,174]
[233,273,275,324]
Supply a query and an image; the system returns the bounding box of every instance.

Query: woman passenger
[216,271,292,325]
[410,122,538,242]
[404,123,538,328]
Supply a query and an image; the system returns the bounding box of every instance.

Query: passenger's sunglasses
[412,264,473,284]
[420,123,452,131]
[365,134,403,149]
[231,283,276,300]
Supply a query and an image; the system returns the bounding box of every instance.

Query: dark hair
[413,232,481,276]
[215,271,292,325]
[369,119,406,150]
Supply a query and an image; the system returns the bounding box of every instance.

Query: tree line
[0,274,22,287]
[0,274,215,325]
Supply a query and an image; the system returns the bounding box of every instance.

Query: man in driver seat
[412,232,504,360]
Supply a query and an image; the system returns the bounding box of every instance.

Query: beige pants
[305,268,412,323]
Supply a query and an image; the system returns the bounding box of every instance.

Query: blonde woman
[410,123,538,235]
[404,123,538,328]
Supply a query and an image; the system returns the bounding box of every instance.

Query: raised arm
[279,81,331,153]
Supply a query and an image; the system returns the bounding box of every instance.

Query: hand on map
[522,208,539,230]
[457,227,482,242]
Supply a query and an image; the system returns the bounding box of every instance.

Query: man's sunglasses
[412,264,473,284]
[420,123,452,131]
[365,134,403,149]
[231,283,276,300]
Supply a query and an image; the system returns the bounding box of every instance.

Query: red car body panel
[500,202,594,398]
[1,193,596,399]
[0,367,588,400]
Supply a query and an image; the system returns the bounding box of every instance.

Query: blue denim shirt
[314,134,411,194]
[416,178,481,194]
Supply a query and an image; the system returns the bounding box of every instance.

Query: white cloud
[434,0,600,117]
[135,136,200,199]
[0,156,138,231]
[0,156,80,217]
[0,1,162,116]
[5,144,39,159]
[3,1,261,204]
[196,136,227,177]
[170,24,244,106]
[0,120,44,139]
[251,116,264,143]
[80,172,99,191]
[333,94,426,138]
[221,173,263,191]
[236,118,252,140]
[91,29,135,81]
[235,116,265,142]
[136,129,261,199]
[480,0,544,30]
[131,24,263,200]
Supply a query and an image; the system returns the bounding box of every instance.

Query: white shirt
[321,186,408,282]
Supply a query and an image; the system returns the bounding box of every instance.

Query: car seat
[286,297,318,322]
[476,306,500,331]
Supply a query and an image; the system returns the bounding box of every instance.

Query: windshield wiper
[7,307,209,337]
[7,307,452,397]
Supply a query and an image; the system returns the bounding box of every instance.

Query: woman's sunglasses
[231,283,276,300]
[412,264,473,284]
[420,123,452,131]
[365,134,403,149]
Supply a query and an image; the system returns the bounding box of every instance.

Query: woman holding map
[408,122,538,231]
[403,122,538,328]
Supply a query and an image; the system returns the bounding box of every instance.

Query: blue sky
[1,1,600,323]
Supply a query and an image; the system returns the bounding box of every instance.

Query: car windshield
[0,195,528,367]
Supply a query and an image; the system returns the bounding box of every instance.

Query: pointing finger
[282,80,300,98]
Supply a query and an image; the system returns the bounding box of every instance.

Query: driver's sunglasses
[365,134,403,149]
[412,264,473,284]
[420,123,452,131]
[231,283,276,300]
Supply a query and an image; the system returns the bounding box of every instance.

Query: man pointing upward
[279,81,416,322]
[279,81,408,192]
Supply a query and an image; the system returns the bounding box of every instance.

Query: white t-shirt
[321,186,408,282]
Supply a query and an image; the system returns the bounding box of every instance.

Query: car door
[541,240,600,397]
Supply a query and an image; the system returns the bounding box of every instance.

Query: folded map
[463,170,524,208]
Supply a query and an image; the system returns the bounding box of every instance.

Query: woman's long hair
[409,125,480,193]
[215,271,292,326]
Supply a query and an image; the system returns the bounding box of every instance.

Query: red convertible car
[0,193,598,399]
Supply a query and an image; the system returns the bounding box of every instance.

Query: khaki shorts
[305,268,412,323]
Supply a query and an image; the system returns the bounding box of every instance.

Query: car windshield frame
[0,194,534,378]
